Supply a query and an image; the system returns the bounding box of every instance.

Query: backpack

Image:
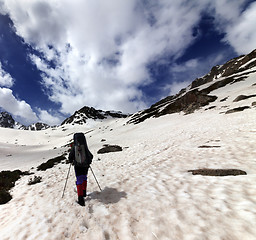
[73,133,89,167]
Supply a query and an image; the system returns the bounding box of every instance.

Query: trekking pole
[62,163,72,198]
[90,166,102,192]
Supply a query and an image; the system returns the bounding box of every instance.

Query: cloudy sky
[0,0,255,125]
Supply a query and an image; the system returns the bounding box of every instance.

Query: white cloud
[164,81,191,96]
[1,0,205,114]
[1,0,255,116]
[171,59,200,73]
[0,87,38,124]
[164,58,201,96]
[164,52,228,98]
[0,62,14,87]
[209,0,245,24]
[0,86,60,125]
[0,1,8,15]
[206,1,256,54]
[224,2,256,54]
[37,108,62,126]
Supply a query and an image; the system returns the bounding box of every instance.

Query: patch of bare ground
[188,168,247,176]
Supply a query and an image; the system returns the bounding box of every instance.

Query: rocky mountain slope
[0,112,17,128]
[2,49,255,129]
[128,49,256,124]
[61,106,129,125]
[0,112,50,130]
[0,107,128,130]
[25,122,51,131]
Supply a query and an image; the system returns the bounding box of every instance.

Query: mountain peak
[0,112,50,130]
[61,106,129,125]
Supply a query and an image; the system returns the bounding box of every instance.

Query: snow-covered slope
[0,106,255,239]
[129,49,256,124]
[0,51,256,240]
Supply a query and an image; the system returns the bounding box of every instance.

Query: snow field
[0,73,256,239]
[0,108,256,239]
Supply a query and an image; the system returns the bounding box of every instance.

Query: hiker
[69,132,93,206]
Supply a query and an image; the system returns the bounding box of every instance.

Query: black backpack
[73,133,91,167]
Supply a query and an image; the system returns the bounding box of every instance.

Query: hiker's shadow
[87,187,127,204]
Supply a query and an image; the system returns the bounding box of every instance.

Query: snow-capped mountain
[129,49,256,124]
[0,112,50,130]
[0,112,25,129]
[0,107,128,130]
[61,106,129,125]
[25,122,51,131]
[2,49,256,130]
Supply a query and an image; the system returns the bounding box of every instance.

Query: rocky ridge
[0,112,16,128]
[61,106,129,125]
[2,49,255,129]
[0,106,129,130]
[0,112,50,131]
[128,49,256,124]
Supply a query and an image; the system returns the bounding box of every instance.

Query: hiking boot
[83,190,87,197]
[78,196,85,206]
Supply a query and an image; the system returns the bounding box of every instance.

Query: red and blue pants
[75,166,89,196]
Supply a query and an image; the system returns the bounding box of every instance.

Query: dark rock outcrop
[27,122,50,131]
[128,89,217,124]
[0,170,30,205]
[233,94,256,102]
[0,112,15,128]
[97,145,123,154]
[191,49,256,89]
[188,168,247,176]
[198,145,221,148]
[225,106,250,114]
[37,155,67,171]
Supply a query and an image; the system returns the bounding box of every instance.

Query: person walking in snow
[68,132,93,206]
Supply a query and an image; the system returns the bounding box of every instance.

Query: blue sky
[0,0,256,125]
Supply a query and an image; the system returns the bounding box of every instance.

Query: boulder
[225,106,250,114]
[97,145,122,154]
[233,94,256,102]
